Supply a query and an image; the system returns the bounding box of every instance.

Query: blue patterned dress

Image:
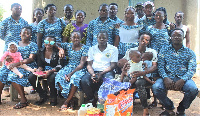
[37,18,66,44]
[146,25,170,53]
[29,23,38,43]
[55,43,88,98]
[118,24,142,56]
[0,16,29,51]
[0,42,38,87]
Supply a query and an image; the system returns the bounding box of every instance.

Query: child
[141,52,153,78]
[0,42,35,78]
[121,50,155,84]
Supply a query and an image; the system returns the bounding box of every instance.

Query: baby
[0,42,35,78]
[141,52,153,78]
[121,50,155,84]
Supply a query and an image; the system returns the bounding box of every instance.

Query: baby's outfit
[0,51,23,66]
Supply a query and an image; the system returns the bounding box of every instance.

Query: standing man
[61,4,76,25]
[134,2,145,24]
[108,3,124,24]
[86,3,119,46]
[0,3,29,51]
[152,28,198,116]
[170,11,190,48]
[81,30,118,107]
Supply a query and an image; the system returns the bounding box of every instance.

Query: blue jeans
[81,71,115,100]
[152,78,198,111]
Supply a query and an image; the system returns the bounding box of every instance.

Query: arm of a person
[114,35,120,47]
[68,56,87,76]
[100,62,117,75]
[144,62,157,74]
[157,49,169,79]
[87,60,95,75]
[37,33,43,49]
[21,54,36,65]
[0,20,7,40]
[62,23,71,43]
[181,51,196,81]
[185,27,190,48]
[86,21,93,47]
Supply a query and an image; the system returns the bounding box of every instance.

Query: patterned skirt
[55,65,86,98]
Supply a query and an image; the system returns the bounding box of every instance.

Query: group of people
[0,1,198,116]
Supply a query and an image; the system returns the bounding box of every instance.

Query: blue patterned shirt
[146,25,170,53]
[158,45,196,81]
[29,23,38,43]
[0,16,29,51]
[86,17,119,46]
[110,16,124,24]
[37,18,66,44]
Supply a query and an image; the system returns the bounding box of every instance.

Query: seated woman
[118,32,157,116]
[55,31,88,110]
[0,26,38,109]
[28,36,64,106]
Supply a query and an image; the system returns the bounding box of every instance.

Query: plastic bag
[98,78,131,104]
[104,89,135,116]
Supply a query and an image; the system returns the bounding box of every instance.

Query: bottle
[78,104,86,116]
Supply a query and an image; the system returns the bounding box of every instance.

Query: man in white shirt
[81,30,118,106]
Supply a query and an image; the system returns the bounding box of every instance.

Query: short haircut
[171,28,184,36]
[139,31,152,40]
[44,4,56,14]
[22,26,32,33]
[124,6,135,14]
[109,3,118,8]
[129,50,140,57]
[11,3,21,9]
[32,8,44,22]
[154,7,168,23]
[75,10,86,17]
[142,52,153,60]
[175,11,184,17]
[64,4,74,10]
[99,3,108,10]
[97,30,108,38]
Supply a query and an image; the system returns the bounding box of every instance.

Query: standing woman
[114,6,142,59]
[37,4,66,48]
[62,10,88,44]
[146,7,170,53]
[55,31,88,110]
[29,8,44,43]
[0,27,38,108]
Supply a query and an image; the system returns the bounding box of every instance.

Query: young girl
[0,42,35,78]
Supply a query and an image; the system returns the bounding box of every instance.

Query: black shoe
[176,111,186,116]
[34,98,47,105]
[50,101,57,106]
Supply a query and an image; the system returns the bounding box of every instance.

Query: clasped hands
[164,77,185,91]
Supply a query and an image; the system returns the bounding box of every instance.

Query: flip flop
[59,104,68,112]
[13,102,28,109]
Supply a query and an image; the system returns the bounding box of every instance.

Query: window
[129,0,154,7]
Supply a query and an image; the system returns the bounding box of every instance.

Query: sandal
[13,102,28,109]
[59,104,68,112]
[160,110,175,116]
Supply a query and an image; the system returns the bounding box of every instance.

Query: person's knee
[135,79,145,87]
[81,73,91,85]
[28,73,36,82]
[48,73,56,84]
[152,78,164,94]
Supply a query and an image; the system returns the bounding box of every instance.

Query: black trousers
[28,73,57,100]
